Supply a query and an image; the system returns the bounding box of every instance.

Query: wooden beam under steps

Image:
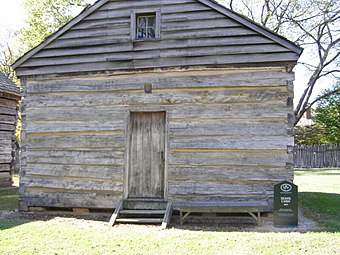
[120,210,166,214]
[108,200,123,227]
[115,218,163,224]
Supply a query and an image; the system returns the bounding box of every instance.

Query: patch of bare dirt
[0,209,318,232]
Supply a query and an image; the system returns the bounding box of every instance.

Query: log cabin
[13,0,302,226]
[0,73,21,187]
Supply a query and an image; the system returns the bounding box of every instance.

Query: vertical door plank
[128,112,165,198]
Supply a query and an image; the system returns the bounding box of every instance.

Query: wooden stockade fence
[294,144,340,168]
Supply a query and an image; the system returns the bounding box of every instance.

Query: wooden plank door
[128,112,165,198]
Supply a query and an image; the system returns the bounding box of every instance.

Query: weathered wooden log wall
[14,0,299,211]
[19,67,294,210]
[294,144,340,168]
[0,91,20,187]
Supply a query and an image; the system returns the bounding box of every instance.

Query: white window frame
[131,10,161,41]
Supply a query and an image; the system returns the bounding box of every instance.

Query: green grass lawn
[0,187,18,210]
[295,168,340,232]
[0,169,339,255]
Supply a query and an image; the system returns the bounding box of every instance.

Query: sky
[0,0,24,41]
[0,0,333,107]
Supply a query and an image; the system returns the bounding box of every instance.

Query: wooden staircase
[109,199,173,229]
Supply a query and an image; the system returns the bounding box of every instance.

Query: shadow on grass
[0,187,18,211]
[0,219,30,231]
[299,192,340,233]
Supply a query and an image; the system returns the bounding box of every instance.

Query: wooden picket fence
[293,144,340,168]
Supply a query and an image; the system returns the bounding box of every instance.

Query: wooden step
[123,200,167,210]
[126,198,165,202]
[120,210,166,214]
[115,218,163,224]
[109,200,173,228]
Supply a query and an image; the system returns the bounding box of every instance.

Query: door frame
[123,110,169,200]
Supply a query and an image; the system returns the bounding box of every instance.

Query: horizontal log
[0,114,16,125]
[0,140,12,151]
[0,98,18,108]
[0,172,11,178]
[26,149,125,165]
[170,102,291,119]
[0,107,17,115]
[0,177,12,187]
[169,166,293,181]
[170,119,289,136]
[26,69,292,93]
[22,189,122,208]
[0,164,11,172]
[169,151,292,166]
[0,131,12,140]
[26,121,124,133]
[26,103,292,124]
[26,133,125,149]
[26,107,126,122]
[25,163,124,180]
[0,123,15,132]
[168,181,276,195]
[21,176,123,192]
[0,153,12,163]
[26,88,288,107]
[0,91,21,101]
[170,135,293,150]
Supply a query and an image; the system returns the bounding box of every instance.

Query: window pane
[137,17,146,28]
[148,16,155,27]
[148,28,155,38]
[137,28,146,39]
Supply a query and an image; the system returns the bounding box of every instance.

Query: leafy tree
[0,42,18,82]
[0,32,20,83]
[294,124,326,144]
[220,0,340,125]
[17,0,90,52]
[314,83,340,143]
[1,0,92,84]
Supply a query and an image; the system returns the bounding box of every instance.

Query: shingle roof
[0,73,21,95]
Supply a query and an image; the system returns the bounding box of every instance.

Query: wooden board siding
[15,0,299,76]
[19,67,294,210]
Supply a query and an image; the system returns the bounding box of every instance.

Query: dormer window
[136,14,156,39]
[131,10,160,41]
